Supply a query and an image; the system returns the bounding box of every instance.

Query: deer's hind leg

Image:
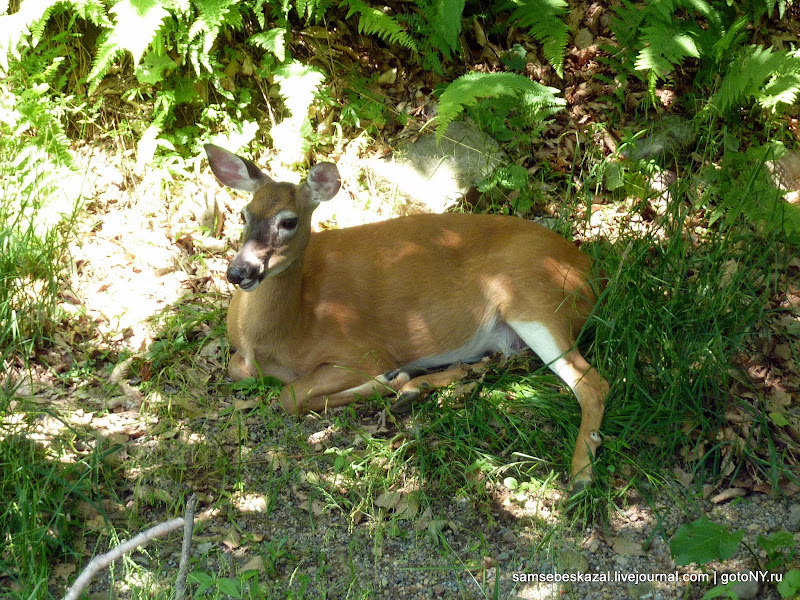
[507,320,608,490]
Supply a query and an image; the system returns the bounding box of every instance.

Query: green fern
[341,0,418,51]
[188,0,245,73]
[249,28,288,62]
[87,0,171,90]
[712,46,800,114]
[400,0,465,75]
[0,0,61,71]
[506,0,569,77]
[428,0,464,59]
[634,23,701,78]
[29,0,110,43]
[609,0,723,87]
[294,0,333,22]
[436,71,565,141]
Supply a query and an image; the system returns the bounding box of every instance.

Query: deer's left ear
[306,162,341,205]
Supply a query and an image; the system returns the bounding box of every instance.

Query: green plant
[607,0,800,113]
[340,0,418,51]
[588,172,792,487]
[189,568,268,599]
[436,71,565,140]
[0,399,115,599]
[704,141,800,243]
[0,56,82,362]
[669,517,800,599]
[670,517,744,566]
[710,45,800,115]
[341,0,466,75]
[1,0,339,176]
[402,0,466,75]
[505,0,569,77]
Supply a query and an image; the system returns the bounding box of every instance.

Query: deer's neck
[249,259,305,341]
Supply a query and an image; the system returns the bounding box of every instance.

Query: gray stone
[558,548,590,573]
[730,575,760,600]
[787,503,800,532]
[362,120,506,213]
[768,150,800,191]
[622,116,696,164]
[574,28,594,49]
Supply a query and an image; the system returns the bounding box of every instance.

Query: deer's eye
[279,216,298,231]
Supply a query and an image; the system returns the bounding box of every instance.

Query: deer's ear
[204,144,272,193]
[305,162,341,205]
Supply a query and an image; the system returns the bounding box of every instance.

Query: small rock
[362,120,506,213]
[731,575,759,600]
[612,536,644,556]
[628,581,656,599]
[559,548,589,573]
[500,527,518,545]
[574,28,594,49]
[787,504,800,532]
[768,150,800,191]
[622,115,696,164]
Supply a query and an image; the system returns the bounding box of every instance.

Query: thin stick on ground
[174,494,198,600]
[63,517,185,600]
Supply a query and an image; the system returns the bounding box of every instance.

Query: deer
[204,144,609,490]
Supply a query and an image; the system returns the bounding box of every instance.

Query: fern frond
[761,69,800,110]
[507,0,569,77]
[87,0,170,90]
[609,0,648,51]
[249,28,287,62]
[713,46,800,114]
[436,72,565,141]
[0,0,60,72]
[341,0,418,51]
[428,0,464,57]
[294,0,332,22]
[634,23,701,78]
[273,60,326,117]
[74,0,115,27]
[189,0,244,56]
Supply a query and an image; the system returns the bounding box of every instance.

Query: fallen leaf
[710,488,747,504]
[221,528,241,550]
[240,555,266,573]
[234,398,260,411]
[52,562,76,580]
[375,491,403,509]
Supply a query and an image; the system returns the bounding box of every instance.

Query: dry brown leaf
[52,562,76,581]
[221,528,241,550]
[240,555,266,573]
[375,491,403,509]
[234,398,260,411]
[710,488,747,504]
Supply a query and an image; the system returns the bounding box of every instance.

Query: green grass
[588,170,791,495]
[0,188,75,365]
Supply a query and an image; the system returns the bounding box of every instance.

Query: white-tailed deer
[205,144,609,489]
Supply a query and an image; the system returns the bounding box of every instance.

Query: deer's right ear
[204,144,272,193]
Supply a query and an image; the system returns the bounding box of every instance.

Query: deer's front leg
[279,364,398,414]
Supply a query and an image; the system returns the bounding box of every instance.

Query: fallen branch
[63,495,198,600]
[173,494,198,600]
